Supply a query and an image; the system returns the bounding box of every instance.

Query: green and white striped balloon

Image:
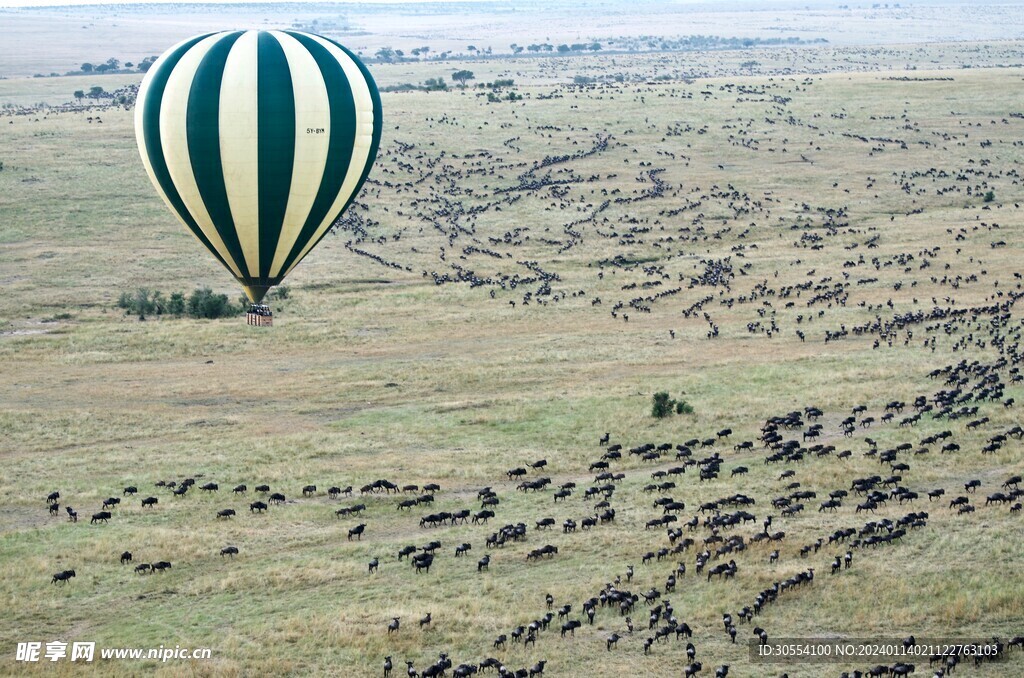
[135,30,382,304]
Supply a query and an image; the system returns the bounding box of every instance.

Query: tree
[451,69,475,87]
[73,90,85,101]
[105,57,120,70]
[375,47,396,62]
[80,63,94,73]
[557,44,570,53]
[652,392,674,418]
[88,86,105,98]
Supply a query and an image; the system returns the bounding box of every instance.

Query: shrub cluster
[652,392,695,418]
[117,287,246,320]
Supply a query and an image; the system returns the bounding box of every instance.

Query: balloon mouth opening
[242,284,272,304]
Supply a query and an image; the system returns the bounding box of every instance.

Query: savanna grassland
[2,13,1024,678]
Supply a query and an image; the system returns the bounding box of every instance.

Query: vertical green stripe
[140,33,232,273]
[333,38,384,211]
[276,31,357,275]
[256,32,296,282]
[286,34,382,270]
[186,31,247,279]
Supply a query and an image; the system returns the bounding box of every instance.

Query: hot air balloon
[134,30,383,319]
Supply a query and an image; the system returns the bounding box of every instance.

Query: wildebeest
[221,546,239,557]
[120,551,132,564]
[141,496,158,508]
[152,561,172,573]
[217,509,236,519]
[250,501,268,513]
[91,511,111,524]
[348,523,367,540]
[51,569,75,584]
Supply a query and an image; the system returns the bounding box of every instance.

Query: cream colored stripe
[160,32,243,278]
[135,35,198,219]
[282,34,374,277]
[268,31,331,277]
[218,31,260,278]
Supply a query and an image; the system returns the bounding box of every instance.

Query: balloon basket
[246,304,273,327]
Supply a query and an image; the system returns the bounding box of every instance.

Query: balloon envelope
[135,30,382,303]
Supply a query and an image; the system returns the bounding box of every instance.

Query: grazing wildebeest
[51,569,75,584]
[413,554,434,573]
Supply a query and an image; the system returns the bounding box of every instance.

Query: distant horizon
[5,0,1024,8]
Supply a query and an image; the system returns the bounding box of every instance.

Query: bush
[984,190,995,203]
[652,392,694,418]
[167,292,186,316]
[187,287,239,319]
[652,392,674,418]
[117,287,240,320]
